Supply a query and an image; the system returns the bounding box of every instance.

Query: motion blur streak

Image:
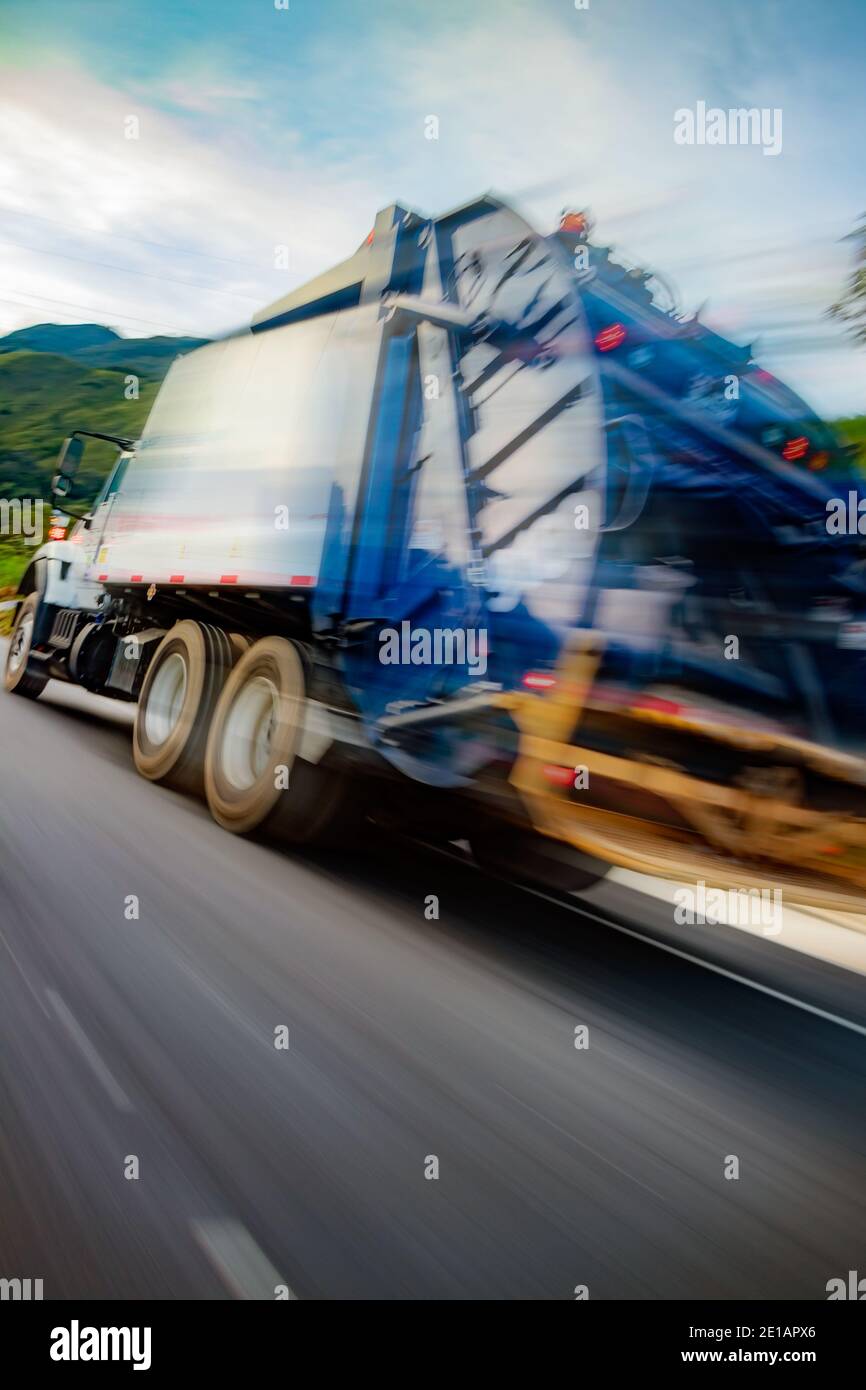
[0,662,864,1299]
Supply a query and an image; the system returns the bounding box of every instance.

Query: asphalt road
[1,662,865,1300]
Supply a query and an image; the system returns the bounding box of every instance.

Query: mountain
[0,323,208,512]
[0,322,120,355]
[0,350,159,503]
[0,338,166,603]
[0,322,208,380]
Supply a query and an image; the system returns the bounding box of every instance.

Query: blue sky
[1,0,864,412]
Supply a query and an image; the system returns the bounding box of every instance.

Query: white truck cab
[34,445,135,614]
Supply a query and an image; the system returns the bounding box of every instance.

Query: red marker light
[595,323,627,353]
[543,764,576,787]
[599,688,683,715]
[47,525,67,540]
[560,212,588,236]
[522,671,557,692]
[782,436,809,462]
[629,694,682,715]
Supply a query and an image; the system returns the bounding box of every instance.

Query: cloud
[0,58,384,337]
[157,80,259,115]
[0,6,861,413]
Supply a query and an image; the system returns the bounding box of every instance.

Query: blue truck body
[7,196,864,845]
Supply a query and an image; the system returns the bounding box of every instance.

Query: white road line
[0,925,50,1017]
[519,879,866,1040]
[45,988,134,1112]
[608,866,866,976]
[191,1218,295,1300]
[426,841,866,1039]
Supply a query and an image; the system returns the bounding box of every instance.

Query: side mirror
[52,437,84,499]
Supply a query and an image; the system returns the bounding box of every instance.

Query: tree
[829,215,866,345]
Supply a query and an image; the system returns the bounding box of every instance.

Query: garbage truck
[3,196,614,853]
[6,194,866,903]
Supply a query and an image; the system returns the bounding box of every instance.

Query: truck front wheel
[204,635,351,844]
[133,621,235,793]
[3,593,48,700]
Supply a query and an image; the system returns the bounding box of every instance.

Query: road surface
[1,663,865,1299]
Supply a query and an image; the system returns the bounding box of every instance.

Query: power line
[0,204,269,272]
[0,237,262,301]
[0,290,208,336]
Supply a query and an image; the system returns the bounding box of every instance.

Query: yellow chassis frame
[497,635,866,913]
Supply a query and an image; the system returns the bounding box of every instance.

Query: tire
[3,593,48,699]
[204,635,351,843]
[133,621,235,793]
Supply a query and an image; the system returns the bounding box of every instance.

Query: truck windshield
[93,452,132,507]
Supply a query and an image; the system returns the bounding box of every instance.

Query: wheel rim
[8,612,33,675]
[144,652,188,746]
[220,675,279,789]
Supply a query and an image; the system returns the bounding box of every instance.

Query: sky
[0,0,864,413]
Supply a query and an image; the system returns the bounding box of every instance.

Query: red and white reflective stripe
[95,571,318,588]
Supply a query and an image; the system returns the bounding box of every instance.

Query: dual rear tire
[133,621,235,794]
[205,636,352,844]
[134,624,350,845]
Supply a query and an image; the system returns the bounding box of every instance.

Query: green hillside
[0,333,188,619]
[0,350,159,503]
[73,335,207,377]
[0,322,207,380]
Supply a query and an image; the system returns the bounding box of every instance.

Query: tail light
[594,323,627,353]
[782,436,810,462]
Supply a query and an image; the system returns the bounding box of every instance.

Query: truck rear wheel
[204,635,350,844]
[133,621,235,793]
[3,593,48,700]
